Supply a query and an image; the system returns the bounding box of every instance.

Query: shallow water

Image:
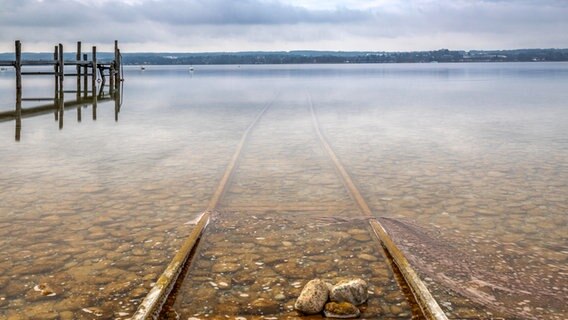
[0,63,567,319]
[166,99,415,319]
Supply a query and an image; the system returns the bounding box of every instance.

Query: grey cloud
[0,0,370,27]
[0,0,567,52]
[137,0,369,25]
[0,0,98,27]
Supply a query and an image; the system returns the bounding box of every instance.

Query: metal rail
[132,101,273,320]
[134,95,446,319]
[308,96,448,320]
[369,220,448,320]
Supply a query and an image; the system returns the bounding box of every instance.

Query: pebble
[294,279,329,314]
[330,279,368,306]
[244,297,280,315]
[324,301,361,318]
[274,293,287,301]
[357,253,378,262]
[82,307,103,317]
[212,262,241,273]
[33,283,57,296]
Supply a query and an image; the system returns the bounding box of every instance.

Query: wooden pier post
[58,97,64,130]
[76,41,81,99]
[15,40,21,95]
[83,53,88,97]
[91,46,97,94]
[109,63,115,92]
[92,97,97,121]
[77,103,82,122]
[114,81,120,122]
[58,43,64,93]
[92,46,97,120]
[54,46,59,93]
[114,40,121,85]
[117,48,122,87]
[15,101,22,141]
[15,41,22,141]
[57,43,64,129]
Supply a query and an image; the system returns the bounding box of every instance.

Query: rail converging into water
[132,94,448,319]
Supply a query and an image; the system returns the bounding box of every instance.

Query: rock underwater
[324,301,361,318]
[329,279,368,306]
[294,279,330,314]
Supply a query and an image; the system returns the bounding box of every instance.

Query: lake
[0,63,567,319]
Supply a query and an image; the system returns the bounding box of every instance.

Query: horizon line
[2,47,568,55]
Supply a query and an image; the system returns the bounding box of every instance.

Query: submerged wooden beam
[308,96,448,320]
[369,220,448,320]
[206,103,271,211]
[133,101,273,320]
[132,211,211,320]
[308,96,373,218]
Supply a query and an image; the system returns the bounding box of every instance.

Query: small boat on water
[189,66,195,72]
[140,66,146,71]
[0,67,7,72]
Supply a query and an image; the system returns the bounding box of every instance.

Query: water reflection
[0,63,566,319]
[0,82,122,141]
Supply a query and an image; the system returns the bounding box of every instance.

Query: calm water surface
[0,63,566,319]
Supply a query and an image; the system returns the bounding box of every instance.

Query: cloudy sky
[1,0,567,52]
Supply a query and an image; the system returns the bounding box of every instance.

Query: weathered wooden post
[15,102,22,141]
[114,40,121,86]
[114,80,120,122]
[109,63,115,92]
[76,41,81,99]
[77,103,82,122]
[92,97,97,120]
[117,48,122,88]
[58,97,64,130]
[57,43,64,129]
[58,43,64,93]
[76,41,82,121]
[15,40,21,95]
[54,46,59,94]
[15,40,22,141]
[92,46,97,120]
[83,53,88,97]
[91,46,97,93]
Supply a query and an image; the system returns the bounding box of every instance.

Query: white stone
[294,279,329,314]
[330,279,368,306]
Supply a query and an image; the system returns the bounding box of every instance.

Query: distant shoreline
[1,48,567,65]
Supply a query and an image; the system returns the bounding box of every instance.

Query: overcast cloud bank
[1,0,567,52]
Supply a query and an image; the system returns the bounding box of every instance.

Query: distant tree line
[120,49,568,65]
[2,48,567,65]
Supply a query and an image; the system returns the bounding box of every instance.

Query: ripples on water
[0,63,566,319]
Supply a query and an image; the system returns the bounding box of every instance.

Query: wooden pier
[0,40,122,90]
[0,40,123,141]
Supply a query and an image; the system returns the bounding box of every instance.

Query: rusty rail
[308,95,448,320]
[132,100,273,320]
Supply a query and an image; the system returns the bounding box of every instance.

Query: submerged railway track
[133,95,448,320]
